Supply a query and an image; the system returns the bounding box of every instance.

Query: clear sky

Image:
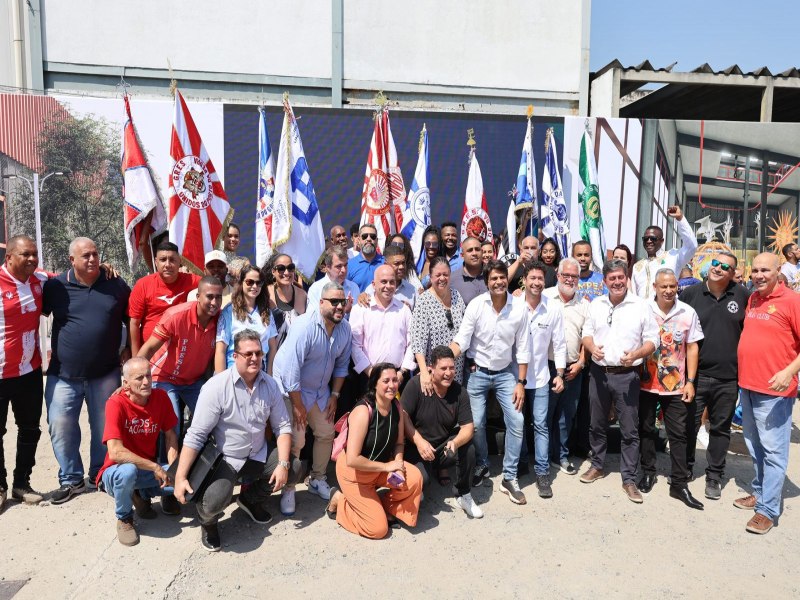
[590,1,800,73]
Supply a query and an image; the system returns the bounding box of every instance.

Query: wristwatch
[556,370,565,378]
[330,391,341,399]
[277,459,291,469]
[687,377,697,384]
[517,378,527,386]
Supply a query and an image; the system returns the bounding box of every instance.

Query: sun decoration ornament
[767,210,798,263]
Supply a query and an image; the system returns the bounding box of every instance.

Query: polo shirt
[43,270,131,379]
[738,283,800,397]
[0,266,48,379]
[347,253,385,292]
[150,301,217,386]
[577,270,607,302]
[128,272,201,342]
[450,267,487,306]
[679,281,749,381]
[401,374,472,448]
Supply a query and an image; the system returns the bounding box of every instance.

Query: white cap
[204,250,228,266]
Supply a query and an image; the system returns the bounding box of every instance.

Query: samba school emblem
[461,207,493,243]
[171,155,212,210]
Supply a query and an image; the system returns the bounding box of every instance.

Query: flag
[461,144,493,244]
[254,107,283,268]
[122,95,167,271]
[504,117,537,256]
[272,96,325,282]
[360,106,405,250]
[400,124,430,272]
[167,89,233,273]
[541,127,570,257]
[577,121,606,270]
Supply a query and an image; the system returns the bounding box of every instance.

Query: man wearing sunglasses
[347,224,385,293]
[679,251,749,501]
[580,259,658,504]
[632,205,697,299]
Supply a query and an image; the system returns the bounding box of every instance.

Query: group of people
[0,205,797,551]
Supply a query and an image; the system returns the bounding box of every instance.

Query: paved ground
[1,405,799,599]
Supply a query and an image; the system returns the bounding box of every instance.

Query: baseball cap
[204,250,228,266]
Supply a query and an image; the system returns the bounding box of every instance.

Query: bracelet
[686,377,697,384]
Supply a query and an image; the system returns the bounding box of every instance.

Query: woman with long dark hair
[540,237,562,288]
[262,253,306,348]
[417,226,443,291]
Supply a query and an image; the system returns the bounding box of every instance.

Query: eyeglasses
[390,241,405,249]
[443,308,454,329]
[273,263,296,274]
[323,297,347,307]
[607,305,615,326]
[559,273,579,280]
[711,259,732,272]
[236,350,264,359]
[361,233,378,240]
[424,241,439,249]
[243,279,264,287]
[642,235,661,243]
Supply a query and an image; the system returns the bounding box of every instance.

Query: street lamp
[2,171,65,267]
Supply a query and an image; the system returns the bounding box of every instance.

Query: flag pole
[526,105,536,239]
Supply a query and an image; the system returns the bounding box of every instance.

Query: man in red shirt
[98,357,178,546]
[128,241,200,356]
[737,252,800,535]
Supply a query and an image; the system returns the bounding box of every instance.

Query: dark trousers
[568,367,592,457]
[686,374,738,482]
[405,437,475,497]
[196,449,302,525]
[588,365,640,484]
[638,391,693,485]
[0,369,43,489]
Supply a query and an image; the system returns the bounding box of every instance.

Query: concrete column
[760,81,774,123]
[331,0,343,108]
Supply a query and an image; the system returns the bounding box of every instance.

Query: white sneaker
[280,487,296,516]
[456,493,484,518]
[308,477,332,500]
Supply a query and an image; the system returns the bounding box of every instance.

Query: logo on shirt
[726,301,739,314]
[125,417,159,435]
[4,291,13,300]
[32,283,41,296]
[768,304,777,315]
[157,291,186,306]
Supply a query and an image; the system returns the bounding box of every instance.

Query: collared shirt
[447,248,463,272]
[364,278,417,310]
[632,217,698,298]
[577,270,607,302]
[452,292,530,370]
[273,310,352,410]
[306,275,360,317]
[450,267,487,306]
[543,287,589,363]
[582,292,659,367]
[350,296,415,374]
[514,294,566,389]
[347,253,385,292]
[215,303,278,369]
[183,367,291,471]
[150,302,217,386]
[0,265,48,378]
[641,299,704,395]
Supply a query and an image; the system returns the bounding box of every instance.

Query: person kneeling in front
[173,330,301,552]
[97,358,179,547]
[325,363,422,539]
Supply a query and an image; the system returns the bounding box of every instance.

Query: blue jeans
[101,463,164,520]
[152,380,204,423]
[740,389,794,521]
[45,369,121,486]
[548,362,583,462]
[467,367,522,480]
[525,386,551,476]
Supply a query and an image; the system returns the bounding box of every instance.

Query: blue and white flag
[255,107,279,268]
[504,117,537,256]
[272,96,325,282]
[400,124,430,272]
[541,127,570,257]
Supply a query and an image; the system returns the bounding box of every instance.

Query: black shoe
[670,485,704,510]
[704,479,722,500]
[51,480,87,504]
[132,490,157,519]
[236,496,273,525]
[536,475,553,499]
[11,483,43,505]
[200,523,221,552]
[471,464,489,487]
[637,473,657,494]
[160,493,181,516]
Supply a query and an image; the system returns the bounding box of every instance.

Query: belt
[474,365,505,376]
[594,364,636,374]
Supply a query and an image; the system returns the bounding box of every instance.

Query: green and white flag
[578,121,606,270]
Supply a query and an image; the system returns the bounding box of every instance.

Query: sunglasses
[323,297,347,307]
[273,263,296,274]
[236,350,264,359]
[361,233,378,240]
[642,235,662,243]
[607,305,615,326]
[711,259,732,272]
[424,241,440,249]
[390,241,405,249]
[444,308,454,329]
[243,279,264,287]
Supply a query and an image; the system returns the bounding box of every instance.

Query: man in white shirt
[450,260,530,504]
[306,247,359,317]
[779,243,800,291]
[632,205,697,299]
[515,261,566,499]
[580,259,659,504]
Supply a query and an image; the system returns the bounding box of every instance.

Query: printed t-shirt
[128,272,201,342]
[150,301,217,386]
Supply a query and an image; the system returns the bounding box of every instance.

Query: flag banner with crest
[167,89,233,273]
[461,142,493,244]
[578,120,606,270]
[541,127,570,257]
[121,94,167,270]
[254,106,282,268]
[400,124,430,272]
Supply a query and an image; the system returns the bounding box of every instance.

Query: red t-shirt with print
[128,272,200,343]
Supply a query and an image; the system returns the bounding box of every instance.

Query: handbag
[167,435,224,503]
[330,399,402,460]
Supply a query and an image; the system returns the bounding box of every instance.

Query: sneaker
[733,494,757,510]
[623,483,644,504]
[51,480,87,504]
[745,513,773,535]
[579,467,606,484]
[536,475,553,499]
[132,490,157,519]
[86,475,98,490]
[116,516,139,546]
[280,487,296,516]
[11,484,44,505]
[500,478,527,505]
[559,460,577,476]
[704,479,722,500]
[308,477,332,500]
[200,523,221,552]
[237,496,273,524]
[160,493,181,516]
[471,464,489,488]
[455,493,484,518]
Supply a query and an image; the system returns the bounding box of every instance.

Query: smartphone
[387,471,405,488]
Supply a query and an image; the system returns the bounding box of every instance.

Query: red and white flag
[121,95,167,270]
[461,146,493,243]
[167,89,233,273]
[360,107,405,250]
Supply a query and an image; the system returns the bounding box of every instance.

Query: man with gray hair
[44,237,132,504]
[273,281,351,515]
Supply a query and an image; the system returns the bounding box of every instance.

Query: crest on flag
[541,127,570,257]
[461,130,493,244]
[400,124,431,271]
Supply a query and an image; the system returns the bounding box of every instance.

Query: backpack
[330,399,402,460]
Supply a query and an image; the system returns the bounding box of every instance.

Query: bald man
[736,252,800,534]
[508,236,540,292]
